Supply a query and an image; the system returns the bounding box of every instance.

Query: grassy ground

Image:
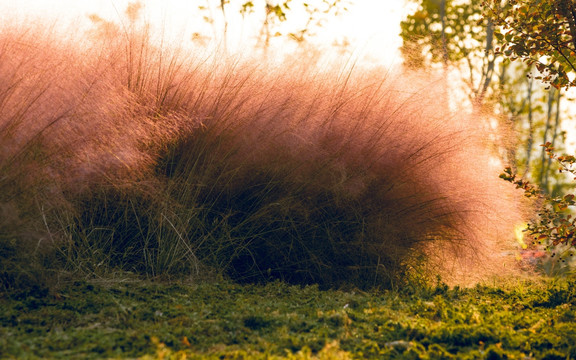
[2,277,576,359]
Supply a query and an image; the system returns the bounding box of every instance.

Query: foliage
[196,0,349,47]
[401,0,489,68]
[501,144,576,262]
[400,0,505,112]
[3,279,576,358]
[483,0,576,90]
[483,0,576,264]
[401,0,572,195]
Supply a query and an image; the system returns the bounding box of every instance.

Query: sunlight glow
[0,0,411,66]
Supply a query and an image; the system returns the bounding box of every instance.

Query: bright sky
[0,0,413,66]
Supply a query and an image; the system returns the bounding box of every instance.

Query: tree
[484,0,576,259]
[483,0,576,89]
[481,0,575,194]
[400,0,497,106]
[401,0,570,194]
[196,0,349,49]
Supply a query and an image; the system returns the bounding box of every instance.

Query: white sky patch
[0,0,412,67]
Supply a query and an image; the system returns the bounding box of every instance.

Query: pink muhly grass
[0,17,529,291]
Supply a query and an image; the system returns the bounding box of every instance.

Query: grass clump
[150,61,527,287]
[0,14,527,292]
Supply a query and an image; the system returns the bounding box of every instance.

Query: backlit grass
[0,13,528,293]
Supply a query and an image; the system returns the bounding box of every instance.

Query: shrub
[0,16,527,291]
[153,61,528,287]
[501,143,576,275]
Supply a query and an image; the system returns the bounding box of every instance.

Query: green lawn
[2,277,576,359]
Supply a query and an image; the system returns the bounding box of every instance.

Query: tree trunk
[538,88,556,190]
[476,18,495,107]
[523,75,534,178]
[220,0,229,51]
[440,0,448,66]
[543,89,562,194]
